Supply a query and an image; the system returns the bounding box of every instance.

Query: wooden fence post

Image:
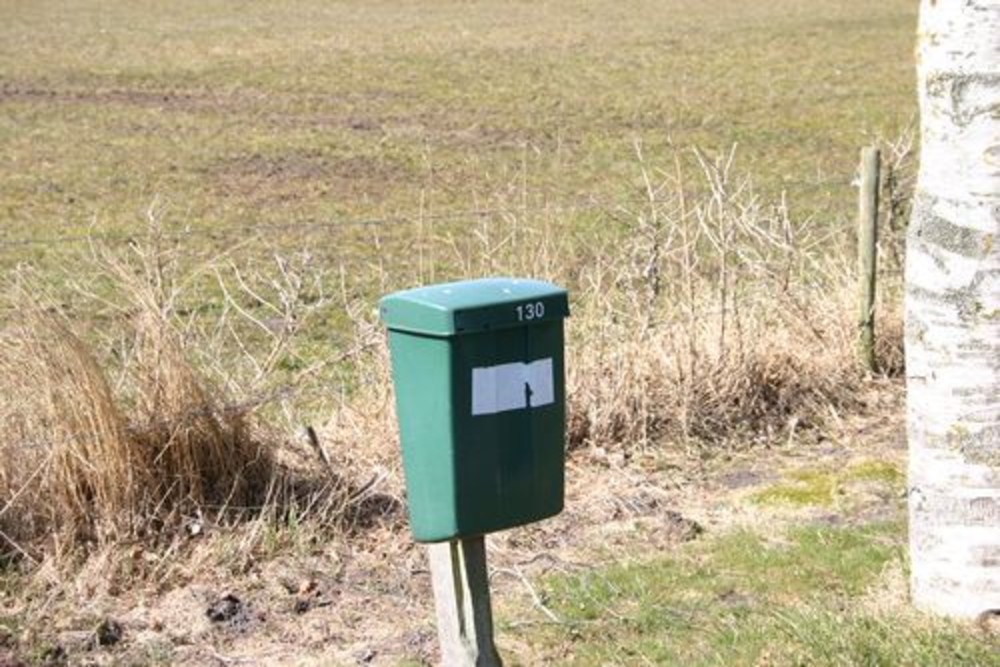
[857,146,880,372]
[427,536,503,666]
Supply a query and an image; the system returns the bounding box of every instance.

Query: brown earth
[0,382,906,666]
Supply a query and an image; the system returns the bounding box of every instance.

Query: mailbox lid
[379,277,568,336]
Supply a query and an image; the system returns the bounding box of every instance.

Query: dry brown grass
[569,147,903,450]
[565,260,879,451]
[0,302,279,559]
[0,305,141,552]
[0,146,907,566]
[0,240,357,563]
[315,148,907,502]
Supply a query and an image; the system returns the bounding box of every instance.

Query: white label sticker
[471,358,554,416]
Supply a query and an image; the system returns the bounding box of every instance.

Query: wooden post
[427,537,502,667]
[857,147,880,372]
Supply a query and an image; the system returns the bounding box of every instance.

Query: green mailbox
[379,277,569,542]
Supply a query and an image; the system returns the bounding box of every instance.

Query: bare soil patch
[0,79,400,135]
[0,382,907,666]
[208,151,417,206]
[0,81,238,114]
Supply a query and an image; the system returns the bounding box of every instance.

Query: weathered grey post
[428,537,502,666]
[857,147,880,372]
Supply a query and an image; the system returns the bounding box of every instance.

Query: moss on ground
[751,460,904,508]
[846,460,903,485]
[752,469,839,507]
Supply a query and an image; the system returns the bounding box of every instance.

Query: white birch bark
[906,0,1000,618]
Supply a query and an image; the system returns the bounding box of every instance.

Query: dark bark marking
[910,491,1000,525]
[972,545,1000,568]
[910,193,996,259]
[926,424,1000,467]
[924,71,1000,127]
[907,283,984,322]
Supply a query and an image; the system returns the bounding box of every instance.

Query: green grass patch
[511,522,998,666]
[847,460,904,485]
[751,460,903,508]
[752,469,839,507]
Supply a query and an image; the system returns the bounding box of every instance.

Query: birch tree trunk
[906,0,1000,618]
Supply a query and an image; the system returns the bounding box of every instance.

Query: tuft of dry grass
[0,303,276,558]
[0,239,354,562]
[0,305,142,551]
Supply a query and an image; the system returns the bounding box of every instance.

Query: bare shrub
[319,145,904,459]
[107,238,273,517]
[556,146,889,450]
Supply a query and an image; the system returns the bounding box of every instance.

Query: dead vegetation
[0,231,365,564]
[0,148,907,571]
[211,151,417,206]
[412,145,906,453]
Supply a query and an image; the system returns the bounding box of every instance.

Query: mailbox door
[450,318,565,537]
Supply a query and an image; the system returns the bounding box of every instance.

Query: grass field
[507,458,998,666]
[511,522,999,666]
[1,0,915,265]
[0,0,921,435]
